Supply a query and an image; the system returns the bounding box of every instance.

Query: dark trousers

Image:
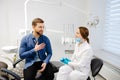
[24,61,54,80]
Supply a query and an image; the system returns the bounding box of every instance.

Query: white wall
[0,0,107,61]
[1,1,120,79]
[87,1,120,80]
[0,0,25,68]
[7,0,25,44]
[0,0,9,50]
[27,0,88,28]
[0,0,25,47]
[26,0,88,60]
[86,0,107,50]
[0,0,88,65]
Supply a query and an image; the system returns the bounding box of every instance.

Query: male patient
[19,18,54,80]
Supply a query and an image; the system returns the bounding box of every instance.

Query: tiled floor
[20,75,105,80]
[54,73,106,80]
[95,75,106,80]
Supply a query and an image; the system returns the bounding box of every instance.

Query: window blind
[103,0,120,56]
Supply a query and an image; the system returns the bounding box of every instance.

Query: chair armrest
[13,59,24,68]
[1,68,21,80]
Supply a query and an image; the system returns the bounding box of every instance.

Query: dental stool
[50,58,103,80]
[88,58,103,80]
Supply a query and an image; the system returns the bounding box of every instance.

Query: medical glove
[65,58,71,62]
[60,58,71,64]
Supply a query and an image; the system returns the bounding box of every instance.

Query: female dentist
[56,26,93,80]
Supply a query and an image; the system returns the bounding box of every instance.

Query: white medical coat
[68,41,93,80]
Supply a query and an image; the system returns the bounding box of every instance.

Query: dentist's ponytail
[86,37,89,43]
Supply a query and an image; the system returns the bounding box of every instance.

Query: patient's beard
[36,31,42,36]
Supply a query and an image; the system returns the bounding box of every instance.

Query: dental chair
[48,58,103,80]
[0,60,23,80]
[0,58,103,80]
[0,61,9,80]
[0,59,61,80]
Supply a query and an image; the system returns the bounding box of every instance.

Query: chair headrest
[0,61,8,69]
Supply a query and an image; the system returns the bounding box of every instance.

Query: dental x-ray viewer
[19,18,54,80]
[57,26,93,80]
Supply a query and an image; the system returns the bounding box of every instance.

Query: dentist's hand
[34,42,45,52]
[60,58,71,64]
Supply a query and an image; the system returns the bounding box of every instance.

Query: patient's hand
[34,42,46,52]
[38,62,46,73]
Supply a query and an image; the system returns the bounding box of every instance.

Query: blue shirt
[19,33,52,69]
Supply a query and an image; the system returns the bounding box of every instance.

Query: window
[103,0,120,56]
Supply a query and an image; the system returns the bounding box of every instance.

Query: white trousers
[56,65,87,80]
